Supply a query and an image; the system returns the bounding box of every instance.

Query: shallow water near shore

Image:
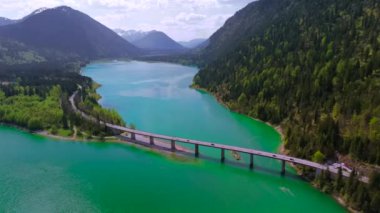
[0,61,346,212]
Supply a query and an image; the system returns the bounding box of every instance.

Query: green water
[0,61,345,212]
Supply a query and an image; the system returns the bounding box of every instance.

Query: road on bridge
[69,90,369,183]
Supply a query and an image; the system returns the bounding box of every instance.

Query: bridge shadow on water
[117,136,303,182]
[194,154,302,181]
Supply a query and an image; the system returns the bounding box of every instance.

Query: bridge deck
[107,124,325,170]
[70,91,368,183]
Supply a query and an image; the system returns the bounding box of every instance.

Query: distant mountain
[133,30,186,52]
[115,29,149,42]
[178,39,207,49]
[0,6,140,60]
[0,17,17,26]
[115,29,187,55]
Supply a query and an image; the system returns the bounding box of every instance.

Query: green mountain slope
[196,0,380,164]
[0,38,46,65]
[195,1,380,209]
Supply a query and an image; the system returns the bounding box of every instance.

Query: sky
[0,0,254,41]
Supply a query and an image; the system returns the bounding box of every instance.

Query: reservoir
[0,61,345,212]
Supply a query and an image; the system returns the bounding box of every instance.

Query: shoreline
[38,130,193,156]
[1,61,353,211]
[192,85,356,212]
[193,86,305,174]
[192,85,286,145]
[0,122,193,158]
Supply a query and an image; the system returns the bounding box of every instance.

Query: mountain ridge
[0,6,140,61]
[178,38,208,49]
[133,30,185,50]
[195,0,380,211]
[200,0,284,62]
[115,29,149,42]
[115,29,187,54]
[0,17,17,26]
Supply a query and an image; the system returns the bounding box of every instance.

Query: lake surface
[0,61,345,212]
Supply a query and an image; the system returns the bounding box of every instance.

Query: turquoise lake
[0,61,345,212]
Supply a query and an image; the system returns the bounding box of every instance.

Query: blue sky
[0,0,254,41]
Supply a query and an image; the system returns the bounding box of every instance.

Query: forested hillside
[0,6,130,139]
[0,38,45,65]
[200,0,287,63]
[195,0,380,210]
[196,0,380,164]
[0,69,125,139]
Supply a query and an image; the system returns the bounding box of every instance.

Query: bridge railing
[70,90,369,183]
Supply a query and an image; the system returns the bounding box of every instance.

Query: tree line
[0,66,126,139]
[194,0,380,211]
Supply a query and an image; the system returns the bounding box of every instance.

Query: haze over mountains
[178,39,207,49]
[115,29,149,43]
[133,31,186,51]
[115,29,191,54]
[116,29,207,51]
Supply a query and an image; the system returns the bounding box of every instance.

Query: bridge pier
[249,154,254,169]
[111,128,122,136]
[281,160,285,175]
[72,90,367,182]
[171,140,175,151]
[195,144,199,157]
[221,149,225,163]
[315,168,322,177]
[149,136,154,145]
[131,132,136,141]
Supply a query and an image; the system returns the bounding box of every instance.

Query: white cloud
[217,0,253,5]
[176,13,206,24]
[161,12,206,26]
[0,0,254,41]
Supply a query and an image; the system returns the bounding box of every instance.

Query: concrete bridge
[69,91,369,183]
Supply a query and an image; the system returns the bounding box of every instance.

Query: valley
[0,61,347,212]
[0,0,379,212]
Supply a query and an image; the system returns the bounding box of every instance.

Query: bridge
[69,91,369,183]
